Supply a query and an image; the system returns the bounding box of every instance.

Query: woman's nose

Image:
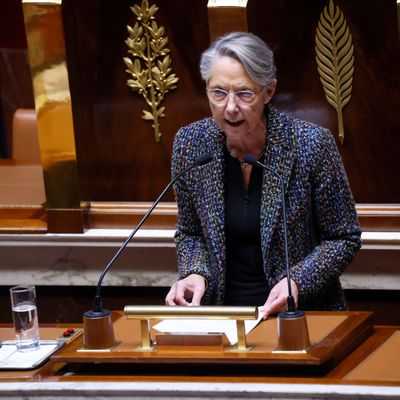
[225,93,239,112]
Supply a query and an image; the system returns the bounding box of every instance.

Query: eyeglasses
[206,87,265,106]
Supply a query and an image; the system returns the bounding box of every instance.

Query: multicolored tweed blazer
[172,106,362,310]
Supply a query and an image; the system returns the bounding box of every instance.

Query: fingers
[191,288,202,306]
[164,274,206,306]
[261,278,298,319]
[165,283,178,305]
[175,281,191,306]
[165,281,190,305]
[261,293,286,319]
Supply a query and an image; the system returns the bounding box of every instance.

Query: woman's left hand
[259,278,298,319]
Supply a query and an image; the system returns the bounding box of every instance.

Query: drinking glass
[9,284,40,351]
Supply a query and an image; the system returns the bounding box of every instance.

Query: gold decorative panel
[124,0,179,143]
[22,0,83,232]
[315,0,354,144]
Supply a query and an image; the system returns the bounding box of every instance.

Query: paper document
[0,341,62,369]
[153,307,263,345]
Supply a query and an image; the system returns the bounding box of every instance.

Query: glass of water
[9,284,40,351]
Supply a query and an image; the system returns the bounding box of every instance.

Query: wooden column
[207,0,248,41]
[22,0,84,233]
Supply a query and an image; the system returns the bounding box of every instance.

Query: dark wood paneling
[0,0,34,157]
[0,286,398,326]
[0,49,35,157]
[62,0,399,204]
[62,0,210,202]
[0,286,168,324]
[248,0,400,203]
[1,0,398,228]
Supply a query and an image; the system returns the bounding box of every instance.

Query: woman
[165,32,361,318]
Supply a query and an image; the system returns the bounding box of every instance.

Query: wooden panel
[51,311,373,370]
[1,0,399,231]
[0,0,33,157]
[86,202,400,231]
[0,205,46,234]
[87,201,178,229]
[247,0,400,203]
[326,326,400,379]
[207,3,248,41]
[60,0,399,204]
[22,0,85,233]
[62,0,210,202]
[344,331,400,381]
[2,323,400,388]
[357,204,400,232]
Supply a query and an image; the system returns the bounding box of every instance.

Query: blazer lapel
[196,122,226,296]
[260,110,296,265]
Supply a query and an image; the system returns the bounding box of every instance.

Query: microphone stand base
[83,309,117,350]
[276,310,311,352]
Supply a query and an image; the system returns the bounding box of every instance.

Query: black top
[223,148,270,306]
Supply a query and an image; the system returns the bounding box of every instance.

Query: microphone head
[195,153,213,166]
[243,154,258,165]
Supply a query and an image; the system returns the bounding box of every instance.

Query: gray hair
[199,32,276,86]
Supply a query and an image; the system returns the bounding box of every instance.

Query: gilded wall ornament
[124,0,179,142]
[315,0,354,144]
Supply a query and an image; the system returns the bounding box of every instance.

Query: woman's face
[207,56,276,141]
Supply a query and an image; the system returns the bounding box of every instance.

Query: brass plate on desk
[51,311,373,369]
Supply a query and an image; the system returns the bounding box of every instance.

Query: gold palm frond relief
[124,0,179,143]
[315,0,354,144]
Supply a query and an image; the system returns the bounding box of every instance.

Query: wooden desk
[1,313,399,399]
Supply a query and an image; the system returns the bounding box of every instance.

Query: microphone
[244,154,310,351]
[244,154,295,312]
[83,153,213,349]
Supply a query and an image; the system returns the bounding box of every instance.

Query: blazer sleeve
[290,128,362,300]
[171,127,213,299]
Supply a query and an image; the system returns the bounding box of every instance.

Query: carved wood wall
[61,0,400,204]
[1,0,399,232]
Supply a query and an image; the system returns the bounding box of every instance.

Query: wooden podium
[1,310,400,397]
[51,310,373,371]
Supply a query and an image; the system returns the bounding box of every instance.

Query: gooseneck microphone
[243,154,295,312]
[83,153,213,349]
[244,154,310,351]
[91,152,213,315]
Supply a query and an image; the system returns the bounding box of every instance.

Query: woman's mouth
[225,119,244,127]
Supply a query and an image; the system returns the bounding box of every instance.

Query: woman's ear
[264,79,277,104]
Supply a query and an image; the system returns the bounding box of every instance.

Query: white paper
[0,343,59,369]
[153,307,263,345]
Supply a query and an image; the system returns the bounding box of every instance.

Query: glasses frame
[206,86,266,106]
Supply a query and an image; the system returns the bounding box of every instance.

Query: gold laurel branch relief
[124,0,179,142]
[315,0,354,144]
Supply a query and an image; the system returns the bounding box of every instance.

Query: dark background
[1,0,399,203]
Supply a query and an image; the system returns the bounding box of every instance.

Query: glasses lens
[235,90,256,104]
[208,89,227,103]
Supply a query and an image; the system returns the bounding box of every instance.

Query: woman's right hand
[165,274,206,306]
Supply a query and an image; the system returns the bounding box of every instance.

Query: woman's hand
[259,278,298,319]
[165,274,206,306]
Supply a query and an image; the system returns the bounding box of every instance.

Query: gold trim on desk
[124,305,258,352]
[124,305,258,320]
